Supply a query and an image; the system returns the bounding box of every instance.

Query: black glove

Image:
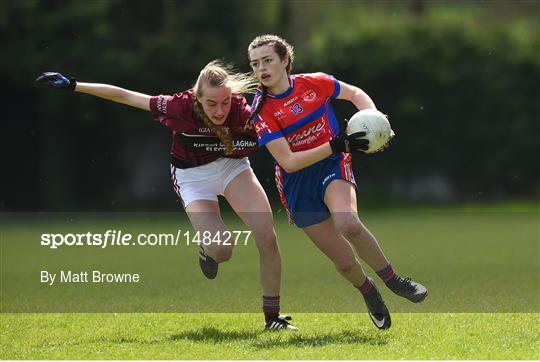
[35,72,77,91]
[329,119,369,154]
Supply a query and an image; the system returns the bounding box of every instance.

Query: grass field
[1,208,539,359]
[1,313,538,359]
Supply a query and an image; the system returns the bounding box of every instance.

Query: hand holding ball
[346,109,394,153]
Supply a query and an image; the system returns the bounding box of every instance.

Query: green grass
[1,313,538,359]
[2,210,537,313]
[1,209,539,358]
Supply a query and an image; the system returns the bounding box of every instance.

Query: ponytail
[248,86,268,124]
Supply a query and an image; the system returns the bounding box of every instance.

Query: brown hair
[193,60,257,155]
[247,35,295,123]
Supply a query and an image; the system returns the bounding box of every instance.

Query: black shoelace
[397,277,416,292]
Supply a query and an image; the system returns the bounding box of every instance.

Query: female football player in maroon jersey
[247,34,428,330]
[36,60,296,330]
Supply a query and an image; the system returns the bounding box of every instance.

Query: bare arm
[265,137,333,174]
[337,81,376,111]
[75,82,151,111]
[337,80,394,140]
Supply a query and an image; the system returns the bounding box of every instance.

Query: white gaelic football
[346,109,393,153]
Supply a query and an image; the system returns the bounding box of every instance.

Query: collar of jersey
[267,75,296,99]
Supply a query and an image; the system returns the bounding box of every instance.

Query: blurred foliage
[1,0,538,210]
[306,18,539,203]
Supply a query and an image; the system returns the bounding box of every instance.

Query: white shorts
[170,157,252,208]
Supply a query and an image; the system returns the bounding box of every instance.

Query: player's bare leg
[325,179,428,303]
[324,179,390,271]
[186,200,234,279]
[224,170,296,330]
[303,218,367,285]
[303,218,391,329]
[224,170,281,296]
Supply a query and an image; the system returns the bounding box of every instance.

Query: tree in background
[2,0,538,210]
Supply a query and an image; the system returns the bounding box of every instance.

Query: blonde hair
[193,60,257,155]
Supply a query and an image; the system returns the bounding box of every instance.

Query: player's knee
[255,231,279,257]
[334,258,358,274]
[336,216,364,239]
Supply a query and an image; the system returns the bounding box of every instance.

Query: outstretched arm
[36,72,151,111]
[75,82,151,111]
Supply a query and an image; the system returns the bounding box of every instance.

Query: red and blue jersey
[251,73,356,228]
[252,72,341,152]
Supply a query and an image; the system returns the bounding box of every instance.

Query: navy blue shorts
[275,153,356,228]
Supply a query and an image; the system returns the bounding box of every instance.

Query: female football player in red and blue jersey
[36,60,296,330]
[248,34,428,330]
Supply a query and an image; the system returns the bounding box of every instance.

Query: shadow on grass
[170,327,261,342]
[171,327,388,348]
[251,330,388,349]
